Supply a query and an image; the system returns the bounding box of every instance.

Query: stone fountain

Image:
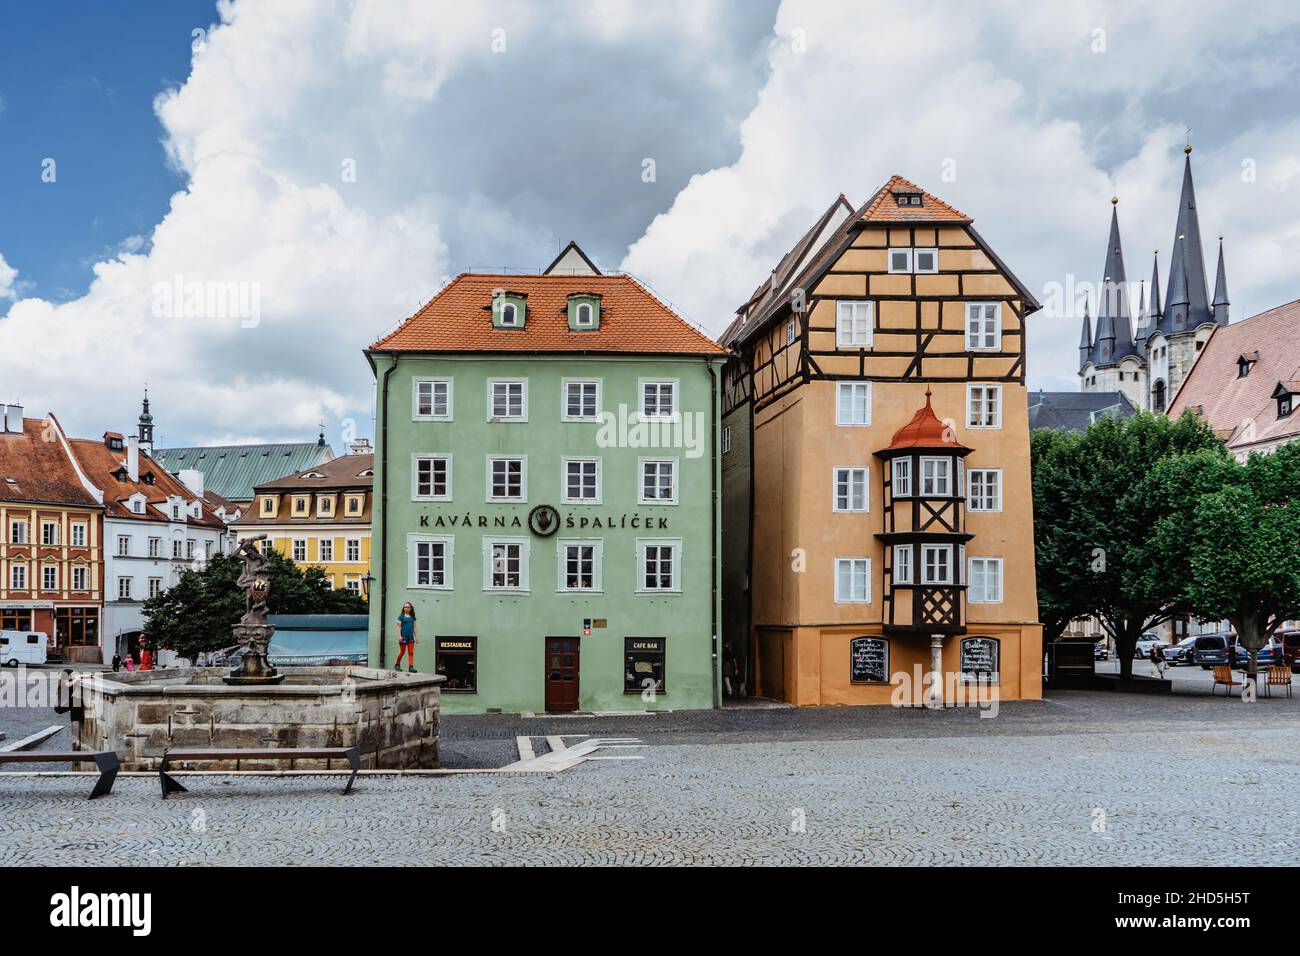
[223,535,285,685]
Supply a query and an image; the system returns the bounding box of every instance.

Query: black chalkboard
[960,637,1000,677]
[850,637,889,684]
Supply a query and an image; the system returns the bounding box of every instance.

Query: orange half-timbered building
[720,176,1043,706]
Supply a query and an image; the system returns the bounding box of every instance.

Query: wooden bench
[0,751,119,799]
[1264,665,1294,699]
[1211,665,1242,696]
[158,747,360,798]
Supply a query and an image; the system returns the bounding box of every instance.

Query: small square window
[913,248,938,273]
[563,458,601,503]
[488,457,526,501]
[640,459,677,504]
[966,302,1001,350]
[888,248,913,274]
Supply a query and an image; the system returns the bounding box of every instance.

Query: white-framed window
[639,458,678,505]
[965,302,1001,350]
[260,497,276,516]
[344,577,362,594]
[967,384,1002,428]
[117,535,130,557]
[317,496,334,516]
[722,425,732,455]
[893,545,913,585]
[574,301,596,328]
[11,565,26,590]
[833,467,869,512]
[562,379,601,421]
[496,298,523,328]
[116,575,130,599]
[319,539,334,562]
[968,557,1004,603]
[413,378,453,420]
[836,300,873,348]
[486,456,526,501]
[186,539,195,560]
[484,537,528,591]
[786,318,797,345]
[922,544,953,584]
[413,454,452,500]
[836,381,872,426]
[148,537,161,558]
[292,539,307,562]
[43,565,58,591]
[41,522,58,546]
[887,248,913,274]
[149,577,163,598]
[9,520,26,544]
[346,538,361,562]
[132,498,145,515]
[488,379,527,421]
[409,534,453,589]
[637,539,681,592]
[834,557,871,603]
[892,457,912,497]
[562,458,602,503]
[558,539,603,592]
[968,468,1002,512]
[72,566,88,591]
[70,524,86,547]
[173,539,184,559]
[920,456,952,496]
[913,247,938,273]
[640,379,678,420]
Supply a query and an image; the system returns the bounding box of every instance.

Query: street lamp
[360,573,375,600]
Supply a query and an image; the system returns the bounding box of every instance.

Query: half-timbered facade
[720,176,1043,706]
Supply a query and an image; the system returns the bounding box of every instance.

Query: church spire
[1078,292,1093,372]
[1162,145,1212,333]
[137,386,154,453]
[1094,197,1136,366]
[1136,252,1160,353]
[1212,236,1230,324]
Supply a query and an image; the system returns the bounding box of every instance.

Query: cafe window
[624,637,666,695]
[435,637,477,692]
[55,607,99,647]
[1,609,33,630]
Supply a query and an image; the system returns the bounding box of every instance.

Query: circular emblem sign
[528,504,560,537]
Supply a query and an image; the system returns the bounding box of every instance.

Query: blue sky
[0,1,216,300]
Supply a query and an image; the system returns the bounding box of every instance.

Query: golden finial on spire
[1111,195,1118,205]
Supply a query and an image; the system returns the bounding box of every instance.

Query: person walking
[1151,640,1166,679]
[395,602,418,672]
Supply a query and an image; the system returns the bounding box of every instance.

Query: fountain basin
[74,666,442,771]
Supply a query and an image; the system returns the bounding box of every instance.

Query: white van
[0,630,48,666]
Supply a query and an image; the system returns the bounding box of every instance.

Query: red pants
[396,642,415,667]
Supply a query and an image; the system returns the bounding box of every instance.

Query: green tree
[1147,441,1300,680]
[1031,411,1226,678]
[142,550,367,661]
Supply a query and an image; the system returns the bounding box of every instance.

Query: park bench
[1263,665,1294,699]
[1211,665,1241,696]
[0,750,119,799]
[158,746,360,799]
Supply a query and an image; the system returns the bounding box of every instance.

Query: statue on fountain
[223,535,285,685]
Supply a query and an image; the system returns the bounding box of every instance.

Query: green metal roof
[150,442,334,502]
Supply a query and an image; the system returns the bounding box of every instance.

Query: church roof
[150,442,335,502]
[1028,391,1136,433]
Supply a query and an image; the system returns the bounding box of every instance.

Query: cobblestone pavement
[2,691,1297,865]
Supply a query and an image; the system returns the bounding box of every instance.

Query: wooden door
[544,637,580,712]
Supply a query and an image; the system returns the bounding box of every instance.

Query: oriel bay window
[625,637,666,695]
[409,535,452,588]
[893,544,913,585]
[435,637,477,692]
[891,457,912,497]
[920,456,951,496]
[921,544,953,584]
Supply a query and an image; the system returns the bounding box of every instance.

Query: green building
[365,243,725,714]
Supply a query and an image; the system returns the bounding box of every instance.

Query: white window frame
[9,520,27,544]
[496,298,523,328]
[965,302,1002,351]
[967,384,1003,429]
[835,300,874,348]
[557,538,603,592]
[72,566,88,591]
[887,247,913,274]
[318,538,334,562]
[786,318,797,345]
[836,381,872,426]
[292,538,307,562]
[116,575,130,600]
[636,538,682,593]
[412,378,453,421]
[639,379,679,421]
[574,301,596,328]
[487,379,528,422]
[967,468,1003,512]
[562,457,602,504]
[920,456,952,497]
[892,457,912,498]
[893,545,913,585]
[832,466,870,512]
[412,453,453,501]
[117,535,130,557]
[346,538,361,563]
[638,458,679,505]
[834,557,871,603]
[70,523,86,547]
[486,455,527,502]
[43,565,58,591]
[721,425,732,455]
[921,544,953,584]
[11,565,26,590]
[913,247,939,274]
[968,556,1004,603]
[41,522,58,546]
[408,533,453,590]
[561,378,602,422]
[484,536,529,593]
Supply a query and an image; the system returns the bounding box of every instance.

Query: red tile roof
[1169,299,1300,451]
[0,418,101,507]
[860,175,972,224]
[68,437,226,528]
[371,273,725,355]
[879,390,971,452]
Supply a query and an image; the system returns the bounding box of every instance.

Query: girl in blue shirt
[395,602,418,672]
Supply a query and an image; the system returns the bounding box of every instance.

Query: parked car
[1135,636,1166,659]
[1094,641,1108,660]
[1193,634,1232,669]
[0,630,48,667]
[1280,630,1300,672]
[1162,636,1199,666]
[1233,641,1284,669]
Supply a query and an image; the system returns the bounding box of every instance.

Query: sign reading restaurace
[418,510,670,533]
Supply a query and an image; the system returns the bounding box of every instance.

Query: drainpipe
[707,359,720,709]
[377,352,399,668]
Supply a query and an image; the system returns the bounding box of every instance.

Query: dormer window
[1238,352,1259,378]
[260,496,276,517]
[567,294,601,331]
[1281,395,1294,419]
[894,191,922,207]
[1275,383,1296,419]
[492,292,526,329]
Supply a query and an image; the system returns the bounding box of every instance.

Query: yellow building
[232,452,373,597]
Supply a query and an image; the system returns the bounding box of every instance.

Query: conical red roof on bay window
[880,390,970,452]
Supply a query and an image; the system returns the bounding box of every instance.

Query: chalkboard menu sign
[850,637,889,684]
[960,636,1000,680]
